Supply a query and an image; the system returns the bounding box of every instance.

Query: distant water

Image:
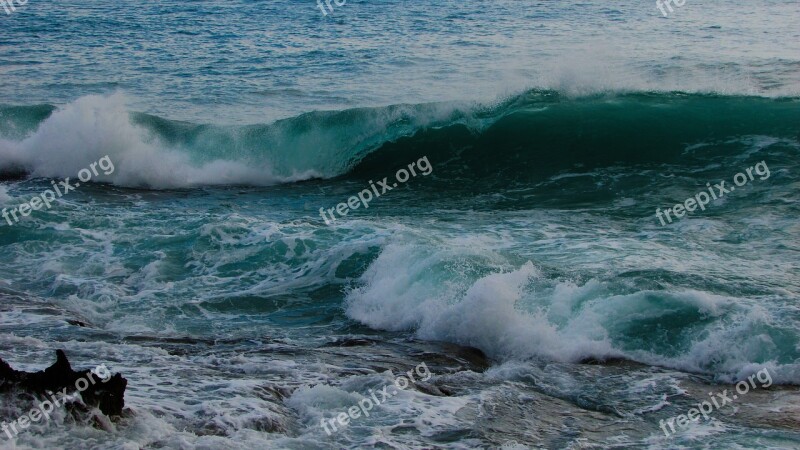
[1,1,799,449]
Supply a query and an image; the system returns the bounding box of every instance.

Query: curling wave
[0,91,798,188]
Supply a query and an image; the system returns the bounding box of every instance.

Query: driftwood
[0,350,127,417]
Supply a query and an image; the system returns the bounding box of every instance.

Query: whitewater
[1,0,799,449]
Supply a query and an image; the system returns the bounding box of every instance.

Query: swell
[345,244,800,384]
[350,92,800,183]
[0,91,798,188]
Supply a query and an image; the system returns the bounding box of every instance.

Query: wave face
[344,239,800,384]
[1,91,798,189]
[1,90,799,448]
[0,93,482,187]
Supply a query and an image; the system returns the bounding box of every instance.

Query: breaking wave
[0,91,797,188]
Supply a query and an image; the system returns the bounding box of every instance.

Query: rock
[0,349,127,417]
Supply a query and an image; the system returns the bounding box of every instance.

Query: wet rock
[0,349,127,417]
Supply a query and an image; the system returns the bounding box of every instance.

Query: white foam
[0,93,309,189]
[345,240,622,364]
[345,240,800,383]
[287,370,474,444]
[0,184,11,204]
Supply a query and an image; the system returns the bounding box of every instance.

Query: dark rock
[0,350,127,417]
[323,337,378,347]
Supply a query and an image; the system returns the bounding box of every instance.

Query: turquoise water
[1,1,799,449]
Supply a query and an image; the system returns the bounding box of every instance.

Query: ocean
[0,0,799,449]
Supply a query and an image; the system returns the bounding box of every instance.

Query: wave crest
[1,91,797,188]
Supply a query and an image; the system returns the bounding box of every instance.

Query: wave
[0,91,798,188]
[345,241,800,384]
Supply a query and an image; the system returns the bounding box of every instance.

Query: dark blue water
[1,1,799,449]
